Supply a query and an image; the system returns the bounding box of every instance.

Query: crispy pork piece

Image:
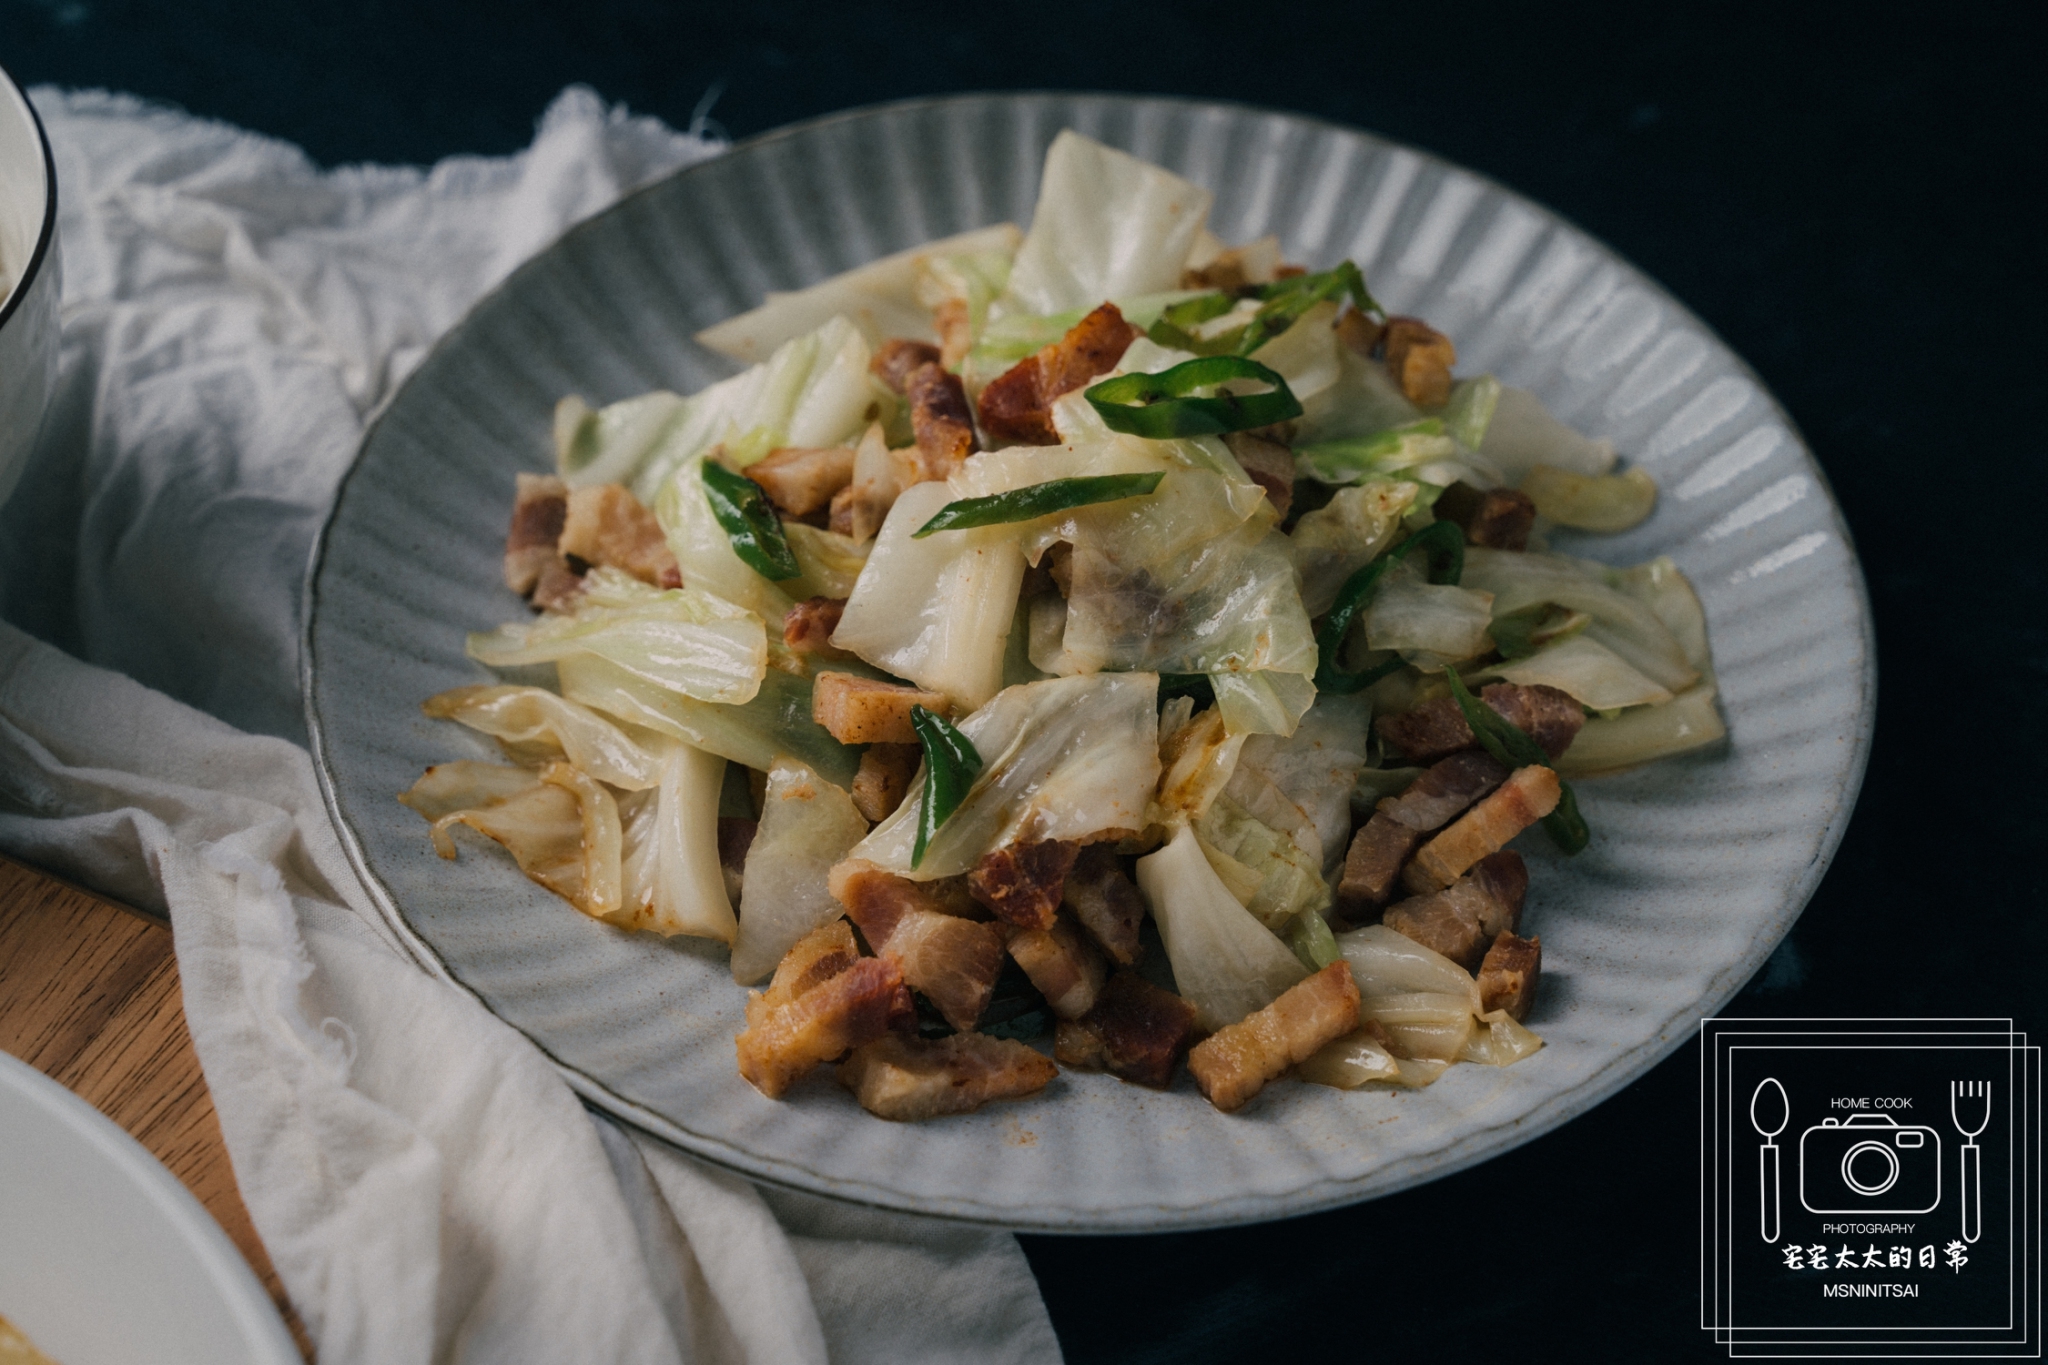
[968,839,1080,931]
[505,472,569,596]
[559,483,682,587]
[1187,962,1362,1113]
[1053,970,1199,1089]
[783,596,850,658]
[850,742,920,823]
[1061,846,1146,965]
[746,445,856,518]
[717,816,757,905]
[1381,316,1456,407]
[1334,307,1386,358]
[933,299,973,370]
[1335,815,1423,919]
[829,422,901,542]
[838,1033,1057,1121]
[1404,767,1561,894]
[529,559,587,613]
[1433,481,1538,552]
[831,860,1004,1031]
[1377,683,1586,765]
[905,362,978,482]
[812,671,950,745]
[1222,431,1295,519]
[1477,931,1542,1020]
[1004,915,1107,1019]
[1381,850,1528,969]
[871,339,943,394]
[977,303,1142,446]
[1377,751,1511,832]
[735,922,906,1098]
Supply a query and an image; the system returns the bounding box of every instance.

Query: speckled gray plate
[303,94,1874,1232]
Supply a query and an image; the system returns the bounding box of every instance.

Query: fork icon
[1952,1081,1991,1244]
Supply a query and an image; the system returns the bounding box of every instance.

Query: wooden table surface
[0,854,314,1360]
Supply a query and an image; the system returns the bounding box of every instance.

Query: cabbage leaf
[1134,821,1308,1032]
[422,684,664,790]
[615,740,737,941]
[729,759,870,982]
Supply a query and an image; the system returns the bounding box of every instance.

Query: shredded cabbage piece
[615,741,736,941]
[1462,547,1699,693]
[422,684,664,790]
[1555,681,1726,774]
[1134,821,1308,1032]
[423,761,622,920]
[783,522,870,600]
[729,759,869,982]
[1361,559,1497,668]
[1480,633,1674,711]
[1288,479,1419,616]
[1478,385,1617,481]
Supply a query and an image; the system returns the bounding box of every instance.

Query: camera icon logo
[1798,1114,1943,1215]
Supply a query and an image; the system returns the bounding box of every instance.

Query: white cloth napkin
[0,86,1062,1365]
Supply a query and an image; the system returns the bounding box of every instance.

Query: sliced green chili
[1236,261,1382,355]
[1147,292,1246,354]
[700,459,800,581]
[1313,520,1467,693]
[1443,668,1590,855]
[909,705,983,869]
[912,472,1164,538]
[1084,356,1303,438]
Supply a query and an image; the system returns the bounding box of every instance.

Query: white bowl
[0,65,60,514]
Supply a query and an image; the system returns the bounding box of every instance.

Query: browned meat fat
[1404,766,1561,894]
[968,839,1080,931]
[831,860,1003,1032]
[1376,684,1586,764]
[1222,431,1295,518]
[528,558,587,613]
[1188,962,1362,1112]
[746,445,855,518]
[838,1033,1057,1121]
[1334,307,1386,358]
[1380,850,1528,970]
[1477,931,1542,1020]
[906,362,979,481]
[1381,316,1456,407]
[1061,845,1145,965]
[812,671,951,746]
[1433,481,1538,552]
[1334,813,1423,919]
[1053,970,1198,1089]
[849,742,920,823]
[505,472,569,596]
[977,303,1141,446]
[1004,915,1107,1019]
[1377,751,1511,832]
[735,924,905,1098]
[559,483,682,588]
[870,339,943,394]
[782,596,849,657]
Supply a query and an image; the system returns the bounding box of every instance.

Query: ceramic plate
[304,94,1873,1231]
[0,1052,299,1364]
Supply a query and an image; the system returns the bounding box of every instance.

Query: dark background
[5,1,2042,1359]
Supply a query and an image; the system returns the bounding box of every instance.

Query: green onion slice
[1443,668,1590,855]
[1313,520,1466,694]
[912,472,1165,538]
[1084,357,1303,438]
[700,459,800,581]
[909,705,983,869]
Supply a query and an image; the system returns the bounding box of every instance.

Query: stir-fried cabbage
[784,522,870,600]
[419,761,622,921]
[696,223,1022,362]
[1462,547,1699,694]
[1222,693,1372,875]
[1152,702,1245,825]
[1478,385,1616,481]
[1298,1030,1449,1089]
[1295,345,1421,445]
[1338,923,1481,1008]
[1247,301,1342,404]
[1556,681,1726,774]
[1442,375,1501,450]
[998,130,1214,318]
[1521,465,1657,533]
[1603,555,1711,672]
[422,684,664,790]
[1462,1010,1544,1066]
[851,672,1161,878]
[830,480,1027,710]
[554,391,689,490]
[616,741,737,941]
[1482,633,1673,711]
[466,572,767,704]
[399,760,545,821]
[1287,479,1418,616]
[1134,822,1308,1032]
[729,759,869,983]
[654,455,798,619]
[1196,794,1329,930]
[1362,559,1497,668]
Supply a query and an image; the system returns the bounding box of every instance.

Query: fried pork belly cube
[1477,930,1542,1020]
[838,1033,1057,1121]
[559,483,682,587]
[1337,753,1510,917]
[1222,431,1295,519]
[1432,480,1537,552]
[783,596,849,658]
[529,559,587,613]
[1381,316,1457,407]
[1187,962,1362,1113]
[735,922,906,1098]
[850,741,919,823]
[1004,914,1107,1019]
[1404,767,1561,894]
[1381,850,1529,969]
[968,839,1080,931]
[906,362,979,482]
[832,859,1004,1032]
[977,303,1142,446]
[870,339,943,394]
[1334,307,1385,358]
[1053,970,1199,1089]
[1335,815,1424,919]
[1061,845,1146,966]
[746,445,856,518]
[504,472,569,596]
[812,671,950,745]
[1377,684,1586,765]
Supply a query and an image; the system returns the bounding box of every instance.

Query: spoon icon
[1751,1077,1789,1243]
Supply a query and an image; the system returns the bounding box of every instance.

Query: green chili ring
[1084,356,1303,438]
